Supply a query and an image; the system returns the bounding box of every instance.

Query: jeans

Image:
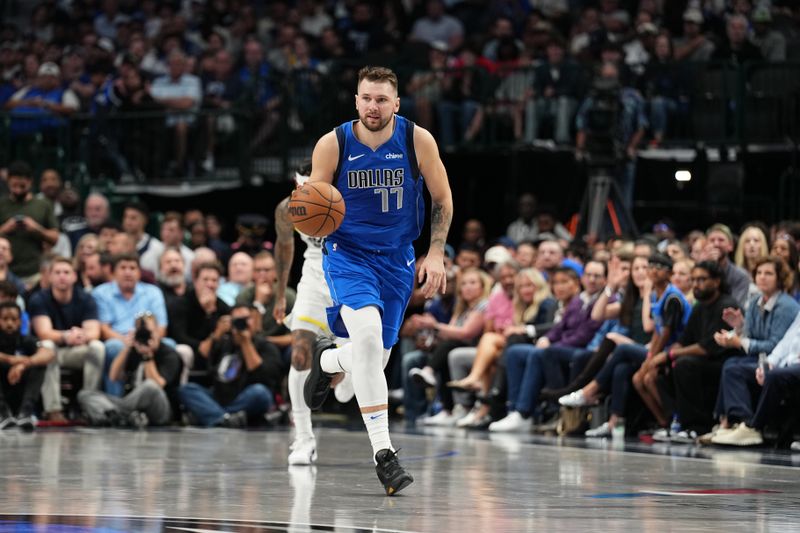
[103,339,125,397]
[526,96,577,143]
[593,343,647,416]
[648,96,678,138]
[179,382,273,427]
[505,344,546,416]
[750,365,800,430]
[540,346,592,390]
[715,356,759,422]
[401,349,429,423]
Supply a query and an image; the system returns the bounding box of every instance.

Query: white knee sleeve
[340,306,387,409]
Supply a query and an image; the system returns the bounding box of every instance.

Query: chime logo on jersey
[346,168,405,189]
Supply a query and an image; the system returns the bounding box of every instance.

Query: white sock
[320,344,352,374]
[340,305,392,456]
[288,367,313,440]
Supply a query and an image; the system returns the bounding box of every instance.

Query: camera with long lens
[232,316,249,331]
[583,77,622,161]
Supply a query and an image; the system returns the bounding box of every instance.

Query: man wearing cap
[704,224,751,308]
[5,62,79,137]
[750,6,786,62]
[624,22,658,75]
[674,8,715,62]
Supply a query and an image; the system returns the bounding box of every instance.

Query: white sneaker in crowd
[711,424,763,447]
[559,390,589,407]
[585,422,612,438]
[488,411,531,433]
[409,367,437,388]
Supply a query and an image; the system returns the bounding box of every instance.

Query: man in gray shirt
[704,223,751,308]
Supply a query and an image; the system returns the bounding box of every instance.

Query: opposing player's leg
[288,328,317,465]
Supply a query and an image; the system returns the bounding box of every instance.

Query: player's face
[355,79,399,133]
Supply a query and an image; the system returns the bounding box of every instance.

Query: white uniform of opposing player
[277,172,353,466]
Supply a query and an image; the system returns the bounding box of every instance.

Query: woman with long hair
[445,268,556,427]
[672,258,695,305]
[407,267,493,425]
[735,225,769,275]
[771,234,800,300]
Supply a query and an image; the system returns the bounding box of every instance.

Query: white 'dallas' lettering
[347,168,405,189]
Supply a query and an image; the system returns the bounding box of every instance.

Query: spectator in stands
[447,267,556,427]
[37,168,62,218]
[455,244,483,271]
[410,0,464,53]
[704,224,751,307]
[735,225,770,276]
[436,44,489,149]
[482,17,523,61]
[534,206,573,243]
[461,219,487,251]
[407,267,492,426]
[78,311,178,428]
[240,38,280,151]
[673,8,716,62]
[0,302,54,431]
[527,37,582,145]
[708,255,799,444]
[201,49,240,174]
[534,238,564,279]
[640,34,685,146]
[236,251,294,351]
[5,62,79,138]
[343,2,390,56]
[150,50,202,175]
[750,6,786,62]
[67,193,110,249]
[158,247,187,310]
[712,13,763,64]
[489,262,605,432]
[73,234,99,272]
[665,240,689,263]
[93,253,168,396]
[624,22,659,75]
[0,237,25,295]
[406,41,450,133]
[159,214,194,279]
[204,214,230,262]
[170,262,230,372]
[651,261,742,441]
[179,303,277,428]
[78,251,105,292]
[218,252,253,307]
[122,202,164,276]
[672,258,696,304]
[0,161,59,284]
[575,61,647,212]
[506,193,538,244]
[770,233,800,300]
[31,257,104,423]
[516,241,536,269]
[94,0,129,40]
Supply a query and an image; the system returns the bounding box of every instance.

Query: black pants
[427,340,466,412]
[0,363,45,416]
[751,365,800,430]
[673,356,725,434]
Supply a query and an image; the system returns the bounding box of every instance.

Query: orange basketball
[287,182,346,237]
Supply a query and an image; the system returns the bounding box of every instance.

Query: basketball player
[304,66,453,495]
[274,162,354,466]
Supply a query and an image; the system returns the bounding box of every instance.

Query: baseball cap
[752,6,772,23]
[649,252,673,270]
[683,8,704,24]
[484,245,513,266]
[38,62,60,77]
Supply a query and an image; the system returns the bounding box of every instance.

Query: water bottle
[670,414,682,435]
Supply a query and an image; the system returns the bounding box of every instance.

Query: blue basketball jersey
[328,115,425,252]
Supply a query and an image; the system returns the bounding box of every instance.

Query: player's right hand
[273,296,286,324]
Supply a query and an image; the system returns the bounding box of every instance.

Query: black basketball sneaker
[303,335,337,410]
[375,449,414,496]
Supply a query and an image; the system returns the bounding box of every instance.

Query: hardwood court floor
[1,425,799,532]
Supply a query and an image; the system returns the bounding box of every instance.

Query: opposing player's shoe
[303,335,337,410]
[288,436,318,465]
[334,372,355,403]
[375,449,414,496]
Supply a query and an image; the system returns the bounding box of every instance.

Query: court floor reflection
[1,426,799,532]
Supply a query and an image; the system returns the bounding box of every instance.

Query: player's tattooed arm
[430,201,452,253]
[273,196,295,324]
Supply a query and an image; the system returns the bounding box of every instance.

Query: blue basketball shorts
[322,240,415,349]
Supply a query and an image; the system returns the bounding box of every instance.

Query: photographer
[77,312,180,427]
[575,61,646,211]
[179,304,278,428]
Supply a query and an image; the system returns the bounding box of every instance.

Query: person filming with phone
[179,304,279,428]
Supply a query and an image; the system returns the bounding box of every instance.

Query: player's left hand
[273,296,286,324]
[419,252,446,299]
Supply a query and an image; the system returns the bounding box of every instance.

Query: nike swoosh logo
[369,414,384,420]
[406,259,414,267]
[348,154,365,161]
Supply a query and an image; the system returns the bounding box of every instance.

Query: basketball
[287,182,346,237]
